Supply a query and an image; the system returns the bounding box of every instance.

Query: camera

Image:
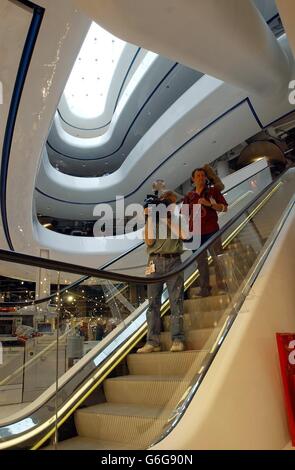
[143,193,171,209]
[144,180,172,221]
[143,193,160,208]
[144,179,171,209]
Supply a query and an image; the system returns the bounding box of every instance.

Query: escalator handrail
[0,240,143,308]
[0,168,286,288]
[0,165,271,308]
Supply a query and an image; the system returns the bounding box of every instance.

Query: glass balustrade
[0,169,294,450]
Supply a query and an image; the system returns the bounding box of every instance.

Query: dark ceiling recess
[238,140,287,170]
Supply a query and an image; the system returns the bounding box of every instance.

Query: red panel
[0,307,16,312]
[276,333,295,447]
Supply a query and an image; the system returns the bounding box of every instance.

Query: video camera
[143,193,171,209]
[143,179,171,210]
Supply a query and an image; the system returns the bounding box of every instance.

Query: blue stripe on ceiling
[47,62,179,161]
[1,0,45,251]
[36,98,295,208]
[36,97,264,206]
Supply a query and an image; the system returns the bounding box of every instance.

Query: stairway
[51,243,256,450]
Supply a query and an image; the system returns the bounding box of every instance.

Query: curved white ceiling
[63,22,126,121]
[74,0,289,96]
[50,52,164,156]
[58,42,144,135]
[35,28,294,221]
[48,57,203,176]
[46,16,207,179]
[45,0,283,180]
[36,68,294,221]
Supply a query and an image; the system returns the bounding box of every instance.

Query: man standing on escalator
[137,190,188,354]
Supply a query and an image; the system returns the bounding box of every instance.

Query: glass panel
[0,170,294,450]
[0,265,149,448]
[47,170,294,450]
[0,263,59,439]
[143,170,294,448]
[51,275,147,368]
[58,170,293,450]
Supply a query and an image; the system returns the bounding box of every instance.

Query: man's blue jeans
[146,254,184,347]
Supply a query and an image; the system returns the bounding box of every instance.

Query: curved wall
[74,0,290,96]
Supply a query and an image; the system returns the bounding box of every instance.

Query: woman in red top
[183,167,228,296]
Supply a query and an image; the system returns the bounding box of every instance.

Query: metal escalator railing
[0,168,293,450]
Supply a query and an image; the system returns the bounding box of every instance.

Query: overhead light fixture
[252,156,265,162]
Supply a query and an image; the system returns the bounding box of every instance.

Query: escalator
[0,168,294,450]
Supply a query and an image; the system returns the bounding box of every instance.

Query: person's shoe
[137,343,161,353]
[170,340,185,352]
[196,287,212,297]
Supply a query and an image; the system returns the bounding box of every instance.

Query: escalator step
[163,310,225,330]
[103,375,190,407]
[160,327,220,351]
[184,295,230,312]
[127,349,208,376]
[74,402,172,448]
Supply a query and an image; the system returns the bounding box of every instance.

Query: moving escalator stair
[52,271,234,450]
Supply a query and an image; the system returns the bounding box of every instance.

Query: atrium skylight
[64,22,125,119]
